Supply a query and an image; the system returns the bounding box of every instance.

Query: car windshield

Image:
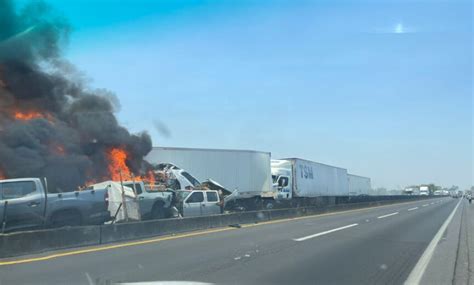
[176,190,191,202]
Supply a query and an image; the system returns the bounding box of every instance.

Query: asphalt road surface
[0,197,460,285]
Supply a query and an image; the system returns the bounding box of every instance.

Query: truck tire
[264,200,274,210]
[151,203,166,220]
[51,210,82,228]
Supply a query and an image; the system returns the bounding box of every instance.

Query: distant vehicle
[404,187,420,195]
[419,186,430,196]
[433,190,442,196]
[0,178,111,232]
[450,191,461,198]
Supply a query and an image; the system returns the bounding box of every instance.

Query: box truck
[347,174,372,196]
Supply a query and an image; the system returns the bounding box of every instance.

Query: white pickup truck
[121,182,224,219]
[175,190,222,217]
[121,181,175,219]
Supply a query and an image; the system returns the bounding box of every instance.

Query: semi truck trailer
[146,147,275,210]
[347,174,372,196]
[147,147,371,210]
[271,158,349,206]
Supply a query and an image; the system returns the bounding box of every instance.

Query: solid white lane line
[422,204,429,207]
[408,207,418,211]
[404,199,462,285]
[377,212,399,219]
[293,223,359,242]
[84,273,94,285]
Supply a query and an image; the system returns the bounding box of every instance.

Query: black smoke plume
[0,0,152,192]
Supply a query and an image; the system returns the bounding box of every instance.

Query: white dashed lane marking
[377,212,399,219]
[293,224,359,242]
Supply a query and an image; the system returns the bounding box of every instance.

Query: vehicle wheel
[51,211,82,228]
[265,202,274,210]
[151,203,166,220]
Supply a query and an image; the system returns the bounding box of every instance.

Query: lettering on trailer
[299,164,314,180]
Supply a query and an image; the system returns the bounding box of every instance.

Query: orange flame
[107,147,155,184]
[13,110,53,122]
[50,144,66,156]
[108,148,132,181]
[85,179,97,186]
[147,170,155,186]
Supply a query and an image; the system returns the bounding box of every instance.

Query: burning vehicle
[117,163,236,219]
[0,0,154,192]
[0,1,240,229]
[0,0,164,230]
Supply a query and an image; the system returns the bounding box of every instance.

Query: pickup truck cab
[122,181,174,220]
[175,190,222,217]
[0,178,110,232]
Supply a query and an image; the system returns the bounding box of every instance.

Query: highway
[0,197,462,285]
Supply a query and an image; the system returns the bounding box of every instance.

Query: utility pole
[131,174,142,221]
[119,170,129,222]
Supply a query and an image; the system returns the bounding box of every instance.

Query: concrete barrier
[0,196,438,258]
[100,220,162,244]
[0,226,100,258]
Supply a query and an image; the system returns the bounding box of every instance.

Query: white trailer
[347,174,371,196]
[271,158,349,200]
[145,147,274,200]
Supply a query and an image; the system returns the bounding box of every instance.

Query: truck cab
[271,160,293,200]
[1,178,110,232]
[419,186,430,196]
[0,178,46,232]
[175,190,222,217]
[121,181,174,220]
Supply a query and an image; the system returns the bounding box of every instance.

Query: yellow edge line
[0,227,236,266]
[0,199,433,266]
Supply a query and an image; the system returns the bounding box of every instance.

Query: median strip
[408,207,418,211]
[377,212,399,219]
[293,223,359,242]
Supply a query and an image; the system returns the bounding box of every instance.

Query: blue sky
[29,0,472,189]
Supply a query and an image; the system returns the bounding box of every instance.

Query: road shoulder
[420,199,471,285]
[453,199,473,284]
